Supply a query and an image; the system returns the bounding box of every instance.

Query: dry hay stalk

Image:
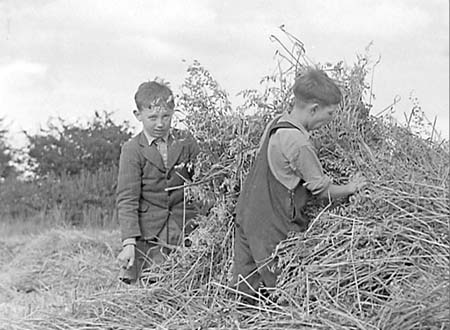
[275,175,449,329]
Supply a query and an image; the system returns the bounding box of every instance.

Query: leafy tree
[0,118,16,179]
[25,111,132,177]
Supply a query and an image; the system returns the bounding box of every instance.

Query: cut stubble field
[0,228,121,324]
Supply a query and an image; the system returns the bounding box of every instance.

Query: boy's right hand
[117,245,135,270]
[349,173,367,194]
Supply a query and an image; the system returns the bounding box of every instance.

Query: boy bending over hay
[232,69,367,302]
[116,80,200,284]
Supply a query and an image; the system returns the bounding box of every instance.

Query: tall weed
[0,166,118,230]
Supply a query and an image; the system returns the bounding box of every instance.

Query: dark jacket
[116,130,200,241]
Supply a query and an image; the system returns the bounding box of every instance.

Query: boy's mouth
[153,130,167,136]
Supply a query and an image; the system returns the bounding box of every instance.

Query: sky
[0,0,448,146]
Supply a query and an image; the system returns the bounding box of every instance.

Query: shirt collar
[279,112,310,139]
[143,130,170,146]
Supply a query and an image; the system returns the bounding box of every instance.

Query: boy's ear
[309,103,319,115]
[133,109,141,120]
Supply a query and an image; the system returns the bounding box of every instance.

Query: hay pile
[275,126,449,329]
[4,32,449,330]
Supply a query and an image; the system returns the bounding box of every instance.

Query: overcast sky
[0,0,448,145]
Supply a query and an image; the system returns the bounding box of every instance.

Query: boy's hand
[349,173,367,194]
[117,245,135,270]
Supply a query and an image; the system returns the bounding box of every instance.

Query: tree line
[0,111,132,180]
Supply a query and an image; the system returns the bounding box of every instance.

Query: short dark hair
[293,69,342,106]
[134,81,175,111]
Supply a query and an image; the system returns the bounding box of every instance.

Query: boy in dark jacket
[116,80,200,284]
[232,69,366,299]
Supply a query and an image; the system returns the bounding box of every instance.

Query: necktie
[155,137,168,168]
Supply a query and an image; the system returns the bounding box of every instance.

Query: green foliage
[177,60,282,212]
[25,111,132,177]
[0,166,118,226]
[0,118,16,179]
[177,61,241,198]
[1,111,127,226]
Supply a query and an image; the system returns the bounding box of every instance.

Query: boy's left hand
[117,245,135,270]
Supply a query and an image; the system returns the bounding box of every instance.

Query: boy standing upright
[116,81,200,284]
[232,69,366,299]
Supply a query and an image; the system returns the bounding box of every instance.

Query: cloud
[1,0,222,74]
[0,60,47,77]
[0,60,48,142]
[282,0,432,38]
[21,0,217,39]
[0,60,47,93]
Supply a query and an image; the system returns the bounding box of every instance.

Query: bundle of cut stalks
[275,177,448,329]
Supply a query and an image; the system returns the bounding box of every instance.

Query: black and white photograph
[0,1,448,329]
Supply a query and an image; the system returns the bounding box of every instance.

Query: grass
[0,166,118,230]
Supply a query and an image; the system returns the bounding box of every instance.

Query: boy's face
[134,105,174,138]
[309,104,338,130]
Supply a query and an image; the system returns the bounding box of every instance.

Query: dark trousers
[119,219,181,284]
[231,222,280,296]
